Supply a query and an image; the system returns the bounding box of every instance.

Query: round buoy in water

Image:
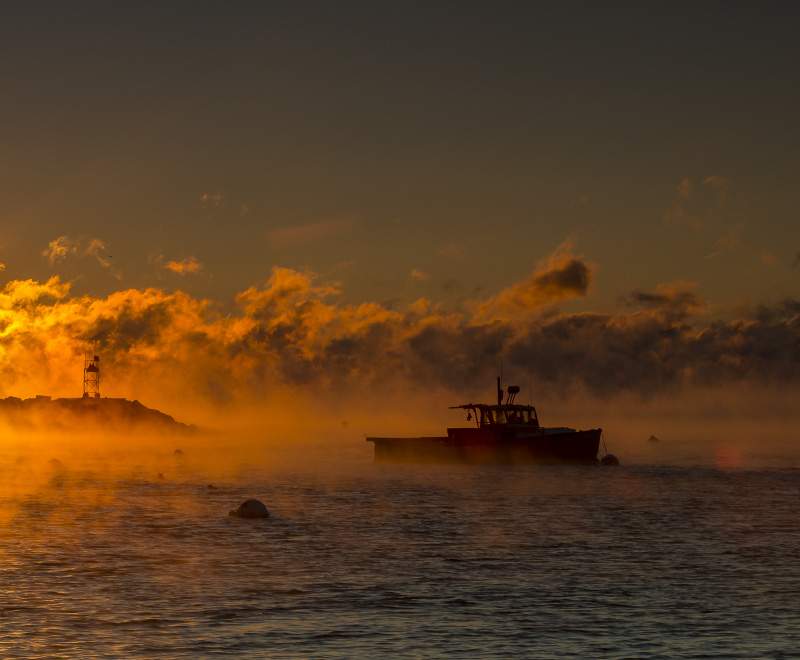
[229,499,270,519]
[601,454,620,466]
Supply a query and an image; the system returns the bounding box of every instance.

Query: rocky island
[0,396,195,434]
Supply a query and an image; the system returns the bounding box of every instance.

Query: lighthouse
[83,355,101,399]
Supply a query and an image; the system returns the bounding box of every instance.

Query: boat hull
[367,428,602,464]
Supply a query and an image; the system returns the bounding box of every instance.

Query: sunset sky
[1,4,798,406]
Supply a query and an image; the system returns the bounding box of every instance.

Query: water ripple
[1,462,799,657]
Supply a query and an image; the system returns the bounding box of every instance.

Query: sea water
[1,444,799,658]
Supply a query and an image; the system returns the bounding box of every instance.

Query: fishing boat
[367,378,603,464]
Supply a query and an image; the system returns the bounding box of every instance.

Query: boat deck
[367,428,601,464]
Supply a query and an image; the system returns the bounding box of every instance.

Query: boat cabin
[452,403,540,428]
[450,380,540,429]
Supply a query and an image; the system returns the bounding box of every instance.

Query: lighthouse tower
[83,355,101,399]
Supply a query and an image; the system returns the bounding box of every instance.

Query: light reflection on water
[1,448,800,658]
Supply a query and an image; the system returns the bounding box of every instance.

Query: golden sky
[0,4,798,407]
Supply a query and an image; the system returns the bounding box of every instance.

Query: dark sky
[1,2,798,311]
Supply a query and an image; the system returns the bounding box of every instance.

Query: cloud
[0,276,70,308]
[42,236,117,277]
[84,238,113,269]
[505,298,800,396]
[42,236,78,265]
[0,264,799,407]
[623,281,705,320]
[267,218,354,247]
[410,269,429,282]
[164,257,203,275]
[85,238,106,256]
[0,263,5,272]
[472,241,591,322]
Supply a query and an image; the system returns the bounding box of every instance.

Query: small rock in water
[157,472,165,480]
[207,484,217,490]
[229,499,270,519]
[173,448,184,456]
[601,454,620,466]
[648,434,660,443]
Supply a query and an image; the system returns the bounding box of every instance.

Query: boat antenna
[498,359,503,407]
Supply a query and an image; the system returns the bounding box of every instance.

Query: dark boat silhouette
[367,378,602,464]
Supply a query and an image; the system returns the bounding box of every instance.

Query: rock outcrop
[229,499,270,519]
[0,396,195,434]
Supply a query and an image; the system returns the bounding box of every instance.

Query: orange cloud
[84,238,111,267]
[0,264,797,411]
[42,236,78,264]
[164,257,202,275]
[472,241,591,323]
[410,269,429,282]
[0,276,70,308]
[41,236,116,277]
